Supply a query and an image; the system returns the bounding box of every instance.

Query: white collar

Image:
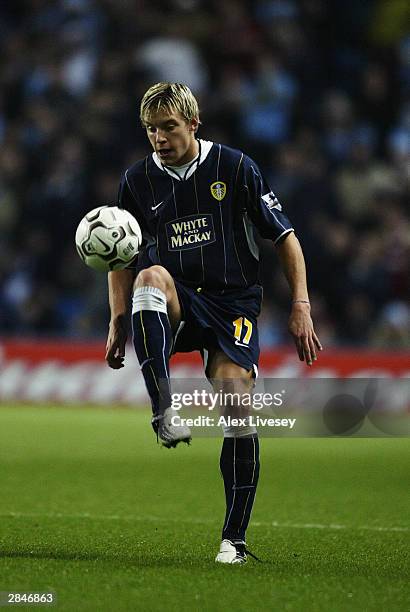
[152,139,213,180]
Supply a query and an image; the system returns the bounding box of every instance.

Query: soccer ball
[75,205,142,271]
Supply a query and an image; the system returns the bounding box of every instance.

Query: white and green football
[75,205,142,271]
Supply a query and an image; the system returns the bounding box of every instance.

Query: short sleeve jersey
[118,140,294,290]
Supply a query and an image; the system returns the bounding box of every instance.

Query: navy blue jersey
[118,140,294,290]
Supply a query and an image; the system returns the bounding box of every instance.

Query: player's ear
[189,117,199,133]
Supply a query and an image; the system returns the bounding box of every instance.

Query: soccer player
[105,83,322,564]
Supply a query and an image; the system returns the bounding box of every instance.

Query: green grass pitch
[0,405,409,611]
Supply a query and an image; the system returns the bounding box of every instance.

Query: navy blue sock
[220,435,260,542]
[132,287,172,416]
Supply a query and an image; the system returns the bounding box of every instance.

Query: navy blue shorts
[172,281,263,376]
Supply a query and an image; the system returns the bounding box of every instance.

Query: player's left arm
[275,232,322,366]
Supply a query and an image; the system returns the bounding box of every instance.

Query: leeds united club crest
[210,181,226,201]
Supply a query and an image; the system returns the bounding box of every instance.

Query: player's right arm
[106,170,142,369]
[105,269,134,369]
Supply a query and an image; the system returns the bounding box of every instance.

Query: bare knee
[210,360,254,396]
[135,265,170,294]
[215,374,253,396]
[133,266,180,324]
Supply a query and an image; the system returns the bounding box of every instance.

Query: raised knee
[135,265,168,291]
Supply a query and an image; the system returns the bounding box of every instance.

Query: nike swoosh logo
[140,357,155,369]
[151,201,164,211]
[235,341,250,348]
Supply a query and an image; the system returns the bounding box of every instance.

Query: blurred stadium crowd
[0,0,408,348]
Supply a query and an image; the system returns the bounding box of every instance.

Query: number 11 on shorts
[233,317,253,346]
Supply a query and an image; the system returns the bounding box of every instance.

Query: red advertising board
[0,340,408,404]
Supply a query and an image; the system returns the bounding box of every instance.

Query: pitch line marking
[1,512,409,533]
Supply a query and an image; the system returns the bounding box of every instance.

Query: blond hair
[140,82,200,127]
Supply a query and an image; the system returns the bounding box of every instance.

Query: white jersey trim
[152,139,214,180]
[273,228,294,245]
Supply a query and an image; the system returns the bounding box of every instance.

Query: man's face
[145,110,199,166]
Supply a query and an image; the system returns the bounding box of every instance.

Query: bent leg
[132,265,181,417]
[134,265,181,330]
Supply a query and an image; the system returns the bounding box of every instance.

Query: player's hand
[288,303,322,367]
[105,316,127,369]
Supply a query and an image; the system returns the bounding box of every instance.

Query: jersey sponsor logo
[210,181,226,201]
[166,214,216,251]
[262,192,282,211]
